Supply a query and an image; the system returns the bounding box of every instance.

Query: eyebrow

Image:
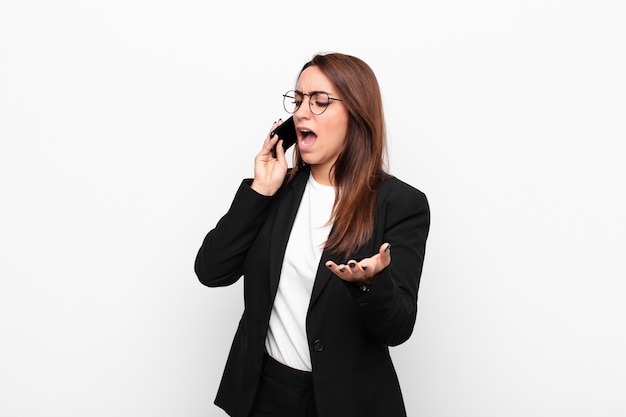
[294,89,334,96]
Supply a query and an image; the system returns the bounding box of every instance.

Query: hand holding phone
[270,117,297,158]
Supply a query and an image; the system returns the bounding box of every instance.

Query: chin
[300,154,316,165]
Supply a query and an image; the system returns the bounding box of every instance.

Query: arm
[194,180,274,287]
[326,188,430,345]
[194,121,289,287]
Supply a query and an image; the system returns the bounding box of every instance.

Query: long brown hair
[290,53,390,258]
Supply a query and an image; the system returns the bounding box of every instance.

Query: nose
[294,95,312,119]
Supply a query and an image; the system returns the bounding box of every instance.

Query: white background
[1,1,625,416]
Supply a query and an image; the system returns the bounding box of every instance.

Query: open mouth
[298,128,317,150]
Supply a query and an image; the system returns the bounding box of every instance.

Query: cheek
[328,119,348,148]
[324,129,346,153]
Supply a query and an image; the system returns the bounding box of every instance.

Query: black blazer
[195,166,430,417]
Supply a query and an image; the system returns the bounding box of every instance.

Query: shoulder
[376,176,430,225]
[378,176,428,206]
[376,176,430,233]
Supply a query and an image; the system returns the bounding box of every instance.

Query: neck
[310,164,334,186]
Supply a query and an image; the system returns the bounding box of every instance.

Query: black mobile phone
[270,116,297,158]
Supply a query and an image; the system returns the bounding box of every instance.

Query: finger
[328,261,370,283]
[350,260,373,279]
[379,242,391,266]
[325,261,349,275]
[274,139,285,161]
[262,134,281,158]
[268,119,282,139]
[347,260,362,272]
[264,120,281,144]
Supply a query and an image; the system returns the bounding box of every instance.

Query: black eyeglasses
[282,90,343,115]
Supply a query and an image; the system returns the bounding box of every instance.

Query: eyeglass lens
[283,91,331,115]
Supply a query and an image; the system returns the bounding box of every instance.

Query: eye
[311,93,330,107]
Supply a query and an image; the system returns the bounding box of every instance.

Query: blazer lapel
[309,247,334,308]
[268,168,309,296]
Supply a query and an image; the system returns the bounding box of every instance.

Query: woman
[195,53,430,417]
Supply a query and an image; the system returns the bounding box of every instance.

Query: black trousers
[249,354,318,417]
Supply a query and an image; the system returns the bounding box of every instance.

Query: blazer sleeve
[345,182,430,346]
[194,179,274,287]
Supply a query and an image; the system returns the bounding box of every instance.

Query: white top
[264,173,335,371]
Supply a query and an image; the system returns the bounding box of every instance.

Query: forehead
[296,66,337,94]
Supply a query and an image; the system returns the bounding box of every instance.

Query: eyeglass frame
[282,90,343,115]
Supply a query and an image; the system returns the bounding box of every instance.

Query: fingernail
[339,267,345,273]
[385,244,391,252]
[349,262,356,268]
[325,262,332,268]
[270,131,276,138]
[362,266,368,271]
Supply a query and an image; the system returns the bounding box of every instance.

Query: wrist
[250,180,277,196]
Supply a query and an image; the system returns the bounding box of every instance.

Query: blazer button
[313,339,325,352]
